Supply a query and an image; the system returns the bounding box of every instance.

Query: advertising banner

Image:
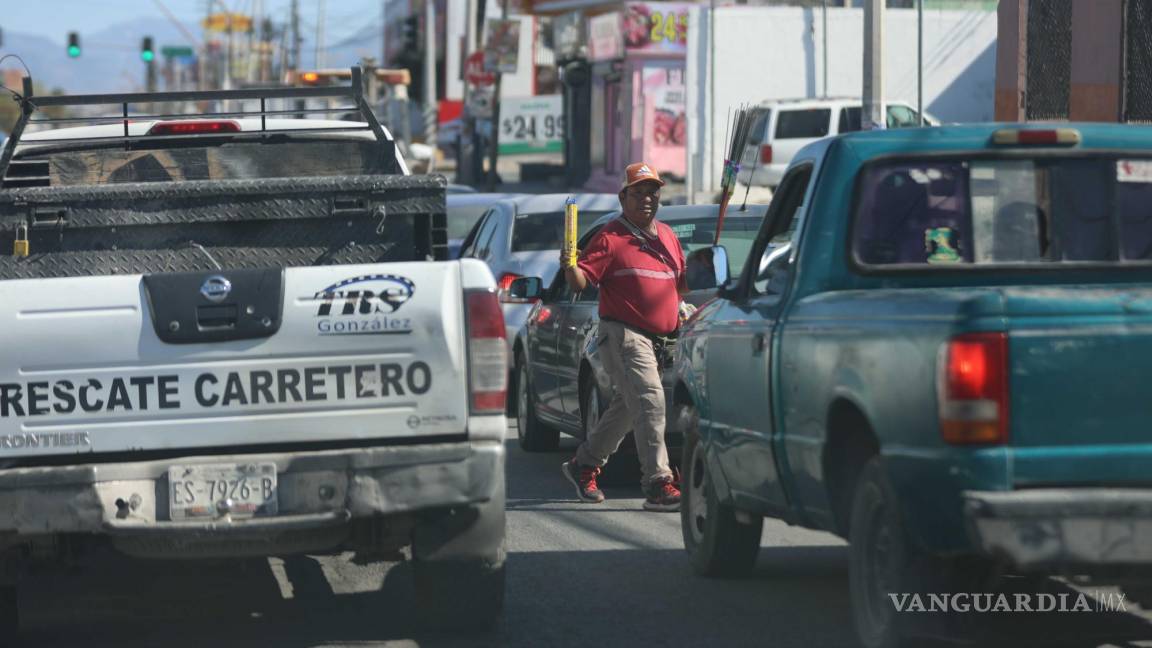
[498,95,565,155]
[484,19,521,74]
[588,12,624,62]
[624,2,691,55]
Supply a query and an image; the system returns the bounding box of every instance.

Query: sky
[3,0,388,49]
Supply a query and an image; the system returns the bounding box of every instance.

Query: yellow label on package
[563,198,579,267]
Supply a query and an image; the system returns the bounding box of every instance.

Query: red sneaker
[562,459,605,503]
[643,476,681,512]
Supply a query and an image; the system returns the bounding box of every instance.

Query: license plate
[167,463,278,521]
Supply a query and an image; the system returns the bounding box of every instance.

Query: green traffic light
[141,50,155,62]
[67,45,81,58]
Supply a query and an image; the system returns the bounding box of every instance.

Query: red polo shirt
[578,218,686,336]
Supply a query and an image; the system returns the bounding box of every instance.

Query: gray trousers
[575,320,673,488]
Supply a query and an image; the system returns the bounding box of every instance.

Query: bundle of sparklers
[713,104,770,245]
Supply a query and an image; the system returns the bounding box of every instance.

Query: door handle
[751,332,767,353]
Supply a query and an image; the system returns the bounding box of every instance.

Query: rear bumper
[964,489,1152,569]
[0,434,504,541]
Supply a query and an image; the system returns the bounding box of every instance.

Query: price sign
[498,95,564,155]
[623,2,691,54]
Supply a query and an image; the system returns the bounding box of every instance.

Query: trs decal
[312,274,416,336]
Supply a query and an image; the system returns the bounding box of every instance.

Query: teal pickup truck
[674,124,1152,647]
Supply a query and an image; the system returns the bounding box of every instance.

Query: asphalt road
[15,424,1152,648]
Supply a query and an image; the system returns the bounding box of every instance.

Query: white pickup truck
[0,70,506,634]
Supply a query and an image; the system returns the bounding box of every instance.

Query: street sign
[464,51,496,87]
[498,95,564,155]
[162,46,195,58]
[202,13,252,33]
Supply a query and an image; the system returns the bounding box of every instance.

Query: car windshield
[853,156,1152,266]
[512,211,610,252]
[15,139,389,186]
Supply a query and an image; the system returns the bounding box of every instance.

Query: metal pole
[487,0,509,191]
[461,0,480,185]
[822,0,828,97]
[425,0,438,155]
[316,0,327,69]
[709,0,716,198]
[862,0,884,130]
[917,0,924,124]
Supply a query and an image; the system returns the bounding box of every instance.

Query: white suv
[737,97,938,188]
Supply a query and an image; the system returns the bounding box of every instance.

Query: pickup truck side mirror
[505,276,543,303]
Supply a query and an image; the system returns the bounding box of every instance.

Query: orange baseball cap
[622,162,665,189]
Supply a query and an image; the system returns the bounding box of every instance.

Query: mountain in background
[2,16,384,95]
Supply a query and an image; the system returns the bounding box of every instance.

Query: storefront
[584,2,690,192]
[532,1,690,190]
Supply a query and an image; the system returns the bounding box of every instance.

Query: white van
[737,97,938,188]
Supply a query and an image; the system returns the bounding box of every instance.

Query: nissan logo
[200,276,232,302]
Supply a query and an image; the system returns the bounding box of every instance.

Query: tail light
[760,145,773,165]
[147,120,241,136]
[465,290,507,414]
[937,332,1009,445]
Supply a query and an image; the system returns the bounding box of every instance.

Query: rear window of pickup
[853,156,1152,267]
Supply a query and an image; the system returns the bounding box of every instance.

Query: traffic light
[141,37,155,63]
[401,15,419,53]
[67,32,81,58]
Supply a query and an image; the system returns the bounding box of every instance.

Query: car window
[753,165,813,296]
[448,205,492,240]
[775,109,831,139]
[475,212,502,257]
[852,157,1152,267]
[512,211,609,252]
[839,106,862,133]
[749,109,773,143]
[458,212,490,258]
[671,217,762,291]
[887,105,921,129]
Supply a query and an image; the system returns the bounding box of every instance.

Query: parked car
[447,192,523,258]
[676,123,1152,648]
[458,193,619,361]
[737,97,939,188]
[508,204,778,476]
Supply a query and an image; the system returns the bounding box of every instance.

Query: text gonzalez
[0,362,433,418]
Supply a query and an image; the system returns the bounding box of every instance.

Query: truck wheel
[414,557,505,631]
[679,403,762,577]
[849,456,919,648]
[516,357,559,452]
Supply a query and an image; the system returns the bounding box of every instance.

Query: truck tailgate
[0,261,469,459]
[1005,285,1152,483]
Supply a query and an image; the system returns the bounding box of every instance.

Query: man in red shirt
[560,162,683,511]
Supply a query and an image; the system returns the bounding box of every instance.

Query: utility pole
[289,0,301,78]
[862,0,884,130]
[917,0,924,124]
[822,0,828,97]
[460,0,480,185]
[316,0,327,69]
[424,0,438,154]
[486,0,509,191]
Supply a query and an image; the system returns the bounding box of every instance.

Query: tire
[516,356,559,452]
[414,557,505,631]
[679,403,762,577]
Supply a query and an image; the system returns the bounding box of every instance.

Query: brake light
[147,120,241,136]
[535,305,553,325]
[466,290,507,414]
[938,332,1009,445]
[991,128,1080,146]
[760,144,773,165]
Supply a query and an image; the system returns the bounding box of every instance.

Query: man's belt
[600,316,678,343]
